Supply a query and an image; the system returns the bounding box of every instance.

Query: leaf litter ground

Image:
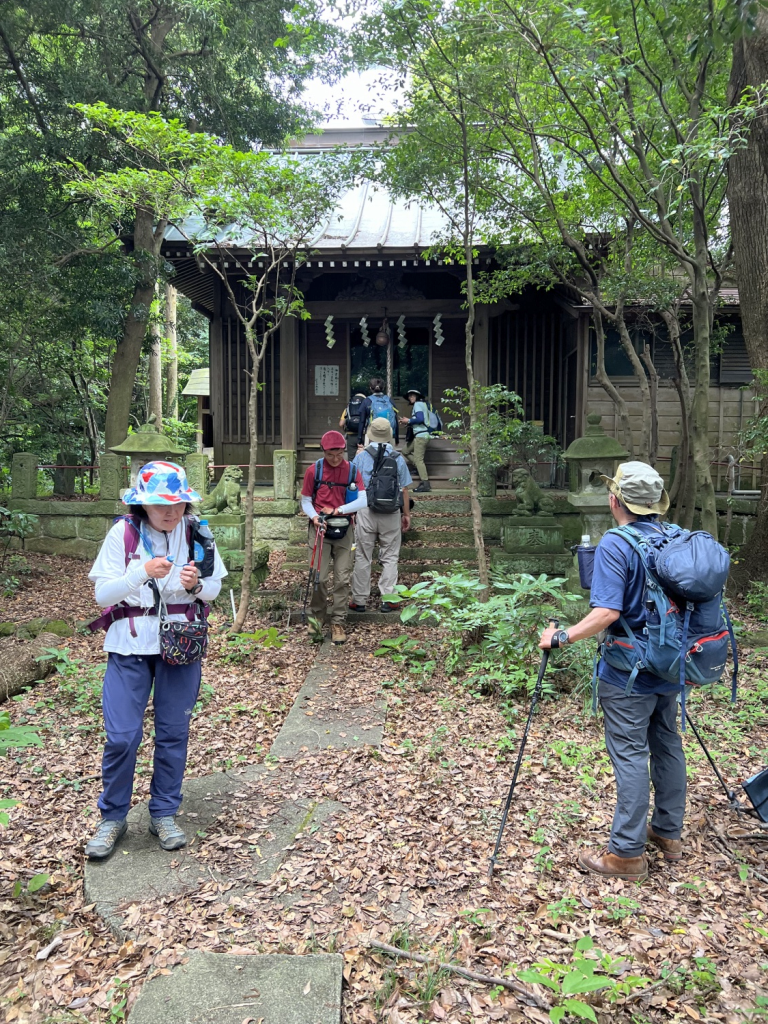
[0,552,767,1023]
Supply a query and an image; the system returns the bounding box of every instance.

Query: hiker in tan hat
[538,461,685,883]
[350,417,412,613]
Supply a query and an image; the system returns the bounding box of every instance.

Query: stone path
[85,640,386,1022]
[271,640,386,757]
[128,952,342,1024]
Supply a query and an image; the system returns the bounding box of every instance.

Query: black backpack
[345,395,366,432]
[366,445,402,514]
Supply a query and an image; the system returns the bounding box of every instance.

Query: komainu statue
[511,468,555,516]
[200,466,242,514]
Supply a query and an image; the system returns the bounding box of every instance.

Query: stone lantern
[563,413,628,544]
[109,415,188,491]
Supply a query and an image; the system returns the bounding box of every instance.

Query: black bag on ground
[743,767,768,822]
[366,445,401,514]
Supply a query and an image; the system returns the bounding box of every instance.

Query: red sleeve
[301,464,316,497]
[355,469,365,491]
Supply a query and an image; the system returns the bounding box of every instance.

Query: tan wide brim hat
[600,460,670,516]
[368,417,394,444]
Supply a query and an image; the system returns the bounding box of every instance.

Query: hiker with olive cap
[300,430,366,644]
[539,462,685,882]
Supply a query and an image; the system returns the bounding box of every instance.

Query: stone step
[400,544,478,560]
[284,543,479,565]
[403,529,475,544]
[129,952,342,1024]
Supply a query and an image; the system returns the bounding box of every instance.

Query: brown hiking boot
[331,624,346,644]
[578,847,648,881]
[647,825,683,862]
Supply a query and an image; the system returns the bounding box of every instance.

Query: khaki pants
[308,524,354,625]
[402,434,430,481]
[351,505,403,604]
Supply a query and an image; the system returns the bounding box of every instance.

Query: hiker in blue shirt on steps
[400,387,432,492]
[538,462,685,883]
[356,377,399,448]
[349,417,412,614]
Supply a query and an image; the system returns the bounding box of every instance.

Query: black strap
[312,458,355,498]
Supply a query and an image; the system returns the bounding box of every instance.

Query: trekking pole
[488,618,558,879]
[313,516,326,593]
[684,708,749,815]
[302,525,322,623]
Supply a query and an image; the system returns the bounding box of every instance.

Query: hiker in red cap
[300,430,366,643]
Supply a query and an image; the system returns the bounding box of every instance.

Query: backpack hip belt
[88,601,209,638]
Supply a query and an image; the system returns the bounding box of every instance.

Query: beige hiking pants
[308,524,354,625]
[402,434,430,482]
[351,506,403,604]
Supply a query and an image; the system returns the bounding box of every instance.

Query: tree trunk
[728,26,768,576]
[148,285,163,427]
[640,343,659,466]
[0,634,58,703]
[232,327,263,633]
[103,207,161,449]
[592,311,634,455]
[690,284,718,537]
[165,282,178,419]
[463,248,490,593]
[616,318,651,461]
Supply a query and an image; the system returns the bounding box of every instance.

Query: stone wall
[7,451,757,566]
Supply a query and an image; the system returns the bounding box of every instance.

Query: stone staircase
[283,493,480,575]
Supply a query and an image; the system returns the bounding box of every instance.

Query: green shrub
[745,580,768,622]
[392,568,581,708]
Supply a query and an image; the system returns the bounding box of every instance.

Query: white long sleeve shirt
[89,518,227,656]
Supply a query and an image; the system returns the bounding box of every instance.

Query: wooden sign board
[314,365,340,396]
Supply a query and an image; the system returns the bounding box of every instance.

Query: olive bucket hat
[600,460,670,516]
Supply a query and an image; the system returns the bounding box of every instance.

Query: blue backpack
[369,393,397,431]
[598,522,737,726]
[425,401,442,434]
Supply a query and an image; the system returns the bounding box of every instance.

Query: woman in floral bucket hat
[84,461,226,860]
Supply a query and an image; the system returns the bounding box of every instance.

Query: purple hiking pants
[97,653,201,820]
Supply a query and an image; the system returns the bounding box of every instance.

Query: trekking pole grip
[549,618,559,628]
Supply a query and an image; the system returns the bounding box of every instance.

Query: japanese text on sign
[314,365,339,396]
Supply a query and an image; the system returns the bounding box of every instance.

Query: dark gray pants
[598,680,687,858]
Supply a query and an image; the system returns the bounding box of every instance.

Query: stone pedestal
[494,516,571,574]
[502,515,564,553]
[207,513,246,551]
[98,454,124,501]
[185,453,209,499]
[12,453,37,499]
[273,450,296,500]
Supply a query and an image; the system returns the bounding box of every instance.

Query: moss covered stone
[0,622,16,636]
[15,617,73,639]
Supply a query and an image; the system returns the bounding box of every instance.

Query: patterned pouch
[158,598,208,665]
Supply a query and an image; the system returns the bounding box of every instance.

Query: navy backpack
[597,523,737,725]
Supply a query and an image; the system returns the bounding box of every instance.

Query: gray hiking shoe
[149,815,187,851]
[85,818,127,859]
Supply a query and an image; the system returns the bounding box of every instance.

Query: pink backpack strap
[120,514,142,568]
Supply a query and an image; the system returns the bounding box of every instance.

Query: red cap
[321,430,347,450]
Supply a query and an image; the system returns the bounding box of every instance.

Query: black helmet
[405,387,424,400]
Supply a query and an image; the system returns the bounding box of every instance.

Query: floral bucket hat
[122,461,201,505]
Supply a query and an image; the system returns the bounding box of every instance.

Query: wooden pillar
[280,314,299,453]
[210,277,224,465]
[473,304,490,385]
